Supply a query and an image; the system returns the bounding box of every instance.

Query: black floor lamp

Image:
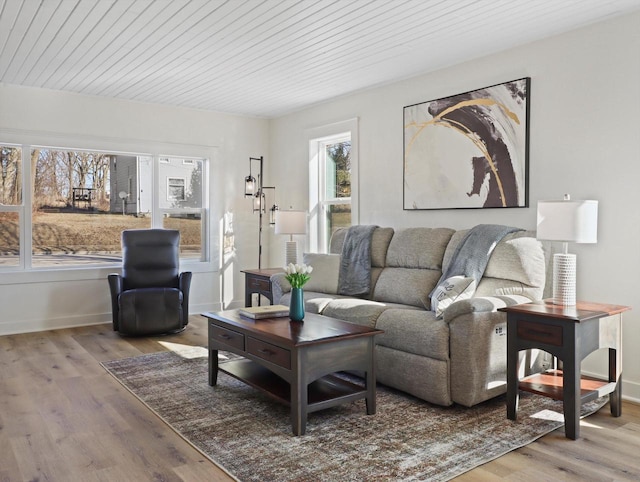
[244,156,277,269]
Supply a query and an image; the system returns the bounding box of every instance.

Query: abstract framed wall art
[403,78,530,210]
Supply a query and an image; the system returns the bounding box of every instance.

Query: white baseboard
[0,301,240,336]
[0,312,111,336]
[621,380,640,404]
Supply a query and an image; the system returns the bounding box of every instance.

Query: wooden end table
[241,268,282,307]
[202,310,384,436]
[500,300,630,439]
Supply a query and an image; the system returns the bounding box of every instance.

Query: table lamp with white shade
[275,210,307,266]
[536,194,598,306]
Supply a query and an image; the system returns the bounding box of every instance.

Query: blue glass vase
[289,288,305,321]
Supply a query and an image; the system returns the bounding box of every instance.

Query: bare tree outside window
[0,145,22,266]
[326,141,351,198]
[0,145,21,205]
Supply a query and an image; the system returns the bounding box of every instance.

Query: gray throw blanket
[430,224,523,304]
[338,225,377,296]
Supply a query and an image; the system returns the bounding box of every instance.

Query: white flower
[285,263,312,275]
[283,263,313,288]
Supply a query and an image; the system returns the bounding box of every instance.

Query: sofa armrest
[270,272,291,305]
[444,295,542,407]
[442,295,532,323]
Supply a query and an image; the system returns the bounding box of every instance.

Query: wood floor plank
[0,377,49,437]
[528,423,640,479]
[173,459,236,482]
[0,432,21,481]
[0,315,638,481]
[71,330,143,362]
[10,429,77,481]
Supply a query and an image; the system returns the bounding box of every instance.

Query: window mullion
[201,159,210,262]
[22,144,32,269]
[318,143,328,252]
[151,154,162,227]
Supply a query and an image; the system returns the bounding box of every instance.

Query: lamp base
[285,241,298,266]
[552,253,576,306]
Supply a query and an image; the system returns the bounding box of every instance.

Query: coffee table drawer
[210,323,245,351]
[247,337,291,369]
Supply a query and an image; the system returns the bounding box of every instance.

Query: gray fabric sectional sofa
[270,226,548,407]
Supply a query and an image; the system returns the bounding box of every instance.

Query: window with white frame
[0,142,208,270]
[308,119,358,253]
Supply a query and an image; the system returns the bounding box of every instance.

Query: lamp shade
[536,199,598,243]
[275,210,307,235]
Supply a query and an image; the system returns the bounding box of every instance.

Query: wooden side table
[500,300,630,439]
[241,268,283,307]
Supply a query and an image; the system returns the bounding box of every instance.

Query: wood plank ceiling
[1,0,639,118]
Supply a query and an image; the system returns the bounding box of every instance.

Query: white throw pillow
[431,276,476,319]
[302,253,341,294]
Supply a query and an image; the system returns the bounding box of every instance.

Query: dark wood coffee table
[202,310,383,435]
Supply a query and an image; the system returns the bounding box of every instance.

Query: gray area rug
[102,348,606,481]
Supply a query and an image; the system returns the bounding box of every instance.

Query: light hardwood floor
[1,315,638,481]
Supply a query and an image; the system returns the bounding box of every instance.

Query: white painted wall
[268,13,640,401]
[0,84,269,333]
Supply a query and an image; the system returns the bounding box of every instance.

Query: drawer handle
[219,334,232,340]
[258,348,274,356]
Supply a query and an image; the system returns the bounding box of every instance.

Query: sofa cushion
[370,267,383,295]
[373,268,441,309]
[321,298,393,328]
[441,229,466,270]
[443,230,544,287]
[483,231,545,286]
[385,227,455,269]
[375,309,449,361]
[371,228,395,267]
[370,227,455,309]
[279,290,348,314]
[329,227,394,268]
[302,253,340,294]
[431,276,476,318]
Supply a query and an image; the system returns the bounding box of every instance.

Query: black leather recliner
[108,229,192,336]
